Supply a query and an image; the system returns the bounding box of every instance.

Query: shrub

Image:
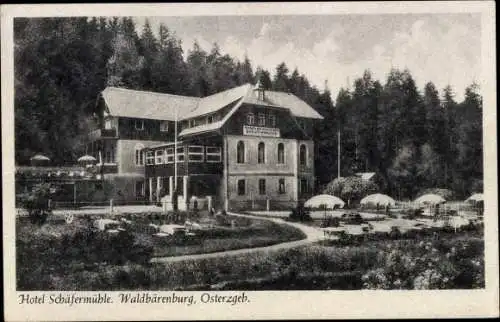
[323,176,379,205]
[19,183,52,225]
[361,238,484,290]
[320,216,340,228]
[417,188,455,201]
[215,214,231,226]
[389,226,402,239]
[16,222,155,290]
[287,201,312,222]
[403,208,423,220]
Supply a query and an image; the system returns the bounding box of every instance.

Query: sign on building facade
[243,125,280,138]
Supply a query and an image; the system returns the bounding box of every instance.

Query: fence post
[109,199,114,213]
[207,196,212,211]
[266,199,270,211]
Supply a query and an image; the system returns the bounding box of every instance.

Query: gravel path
[150,212,326,264]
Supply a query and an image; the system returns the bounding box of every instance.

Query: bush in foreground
[287,202,312,222]
[361,238,484,290]
[16,222,153,290]
[18,183,52,225]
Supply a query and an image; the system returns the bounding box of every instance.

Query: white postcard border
[2,2,498,321]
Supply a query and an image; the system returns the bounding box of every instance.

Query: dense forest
[14,17,483,199]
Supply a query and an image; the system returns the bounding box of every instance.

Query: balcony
[88,128,118,141]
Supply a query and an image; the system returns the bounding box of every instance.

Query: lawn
[136,219,306,258]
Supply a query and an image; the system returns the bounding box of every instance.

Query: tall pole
[337,129,341,179]
[174,106,178,192]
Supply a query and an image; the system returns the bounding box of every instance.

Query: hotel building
[88,82,323,210]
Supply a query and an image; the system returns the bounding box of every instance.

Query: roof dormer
[254,78,266,101]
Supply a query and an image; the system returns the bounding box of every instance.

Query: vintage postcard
[2,1,498,321]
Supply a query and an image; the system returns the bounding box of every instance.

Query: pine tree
[454,83,483,196]
[255,67,272,89]
[272,62,290,92]
[186,40,210,96]
[106,18,143,88]
[152,24,188,94]
[442,85,458,188]
[139,19,158,90]
[240,55,254,84]
[423,82,446,186]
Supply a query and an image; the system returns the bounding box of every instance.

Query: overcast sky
[134,14,480,102]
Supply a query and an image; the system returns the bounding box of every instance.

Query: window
[104,143,115,164]
[299,144,307,166]
[237,141,245,163]
[155,150,164,164]
[135,181,145,197]
[165,147,174,163]
[188,119,195,128]
[206,147,222,162]
[188,146,204,162]
[105,150,112,164]
[135,144,145,166]
[246,112,255,125]
[213,114,221,122]
[135,119,144,130]
[176,147,185,162]
[300,178,310,194]
[145,151,154,165]
[237,179,246,195]
[277,143,285,164]
[259,179,266,195]
[162,177,170,195]
[111,145,115,163]
[207,115,213,124]
[278,179,286,194]
[258,113,266,126]
[160,121,169,132]
[258,142,265,164]
[105,119,112,129]
[268,114,276,127]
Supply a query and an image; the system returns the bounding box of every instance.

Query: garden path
[150,212,326,264]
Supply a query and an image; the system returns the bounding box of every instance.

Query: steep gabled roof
[179,120,225,137]
[179,86,328,137]
[101,87,200,121]
[182,84,253,119]
[179,90,250,137]
[262,91,324,119]
[242,93,283,109]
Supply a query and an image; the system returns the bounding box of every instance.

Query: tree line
[14,17,482,199]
